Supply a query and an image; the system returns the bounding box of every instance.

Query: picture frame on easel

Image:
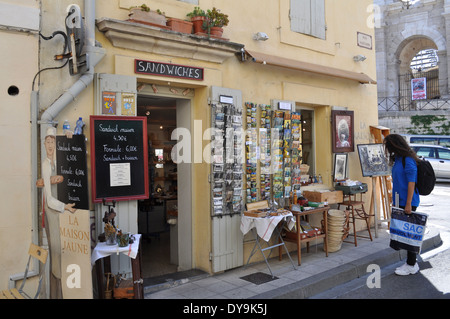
[357,143,391,177]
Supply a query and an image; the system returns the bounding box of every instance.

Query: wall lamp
[253,32,269,41]
[353,54,367,62]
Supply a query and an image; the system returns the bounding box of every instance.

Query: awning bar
[241,49,377,85]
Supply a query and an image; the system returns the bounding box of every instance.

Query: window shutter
[311,0,326,39]
[290,0,311,35]
[290,0,325,40]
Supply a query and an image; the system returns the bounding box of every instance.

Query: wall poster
[331,110,354,153]
[411,77,427,100]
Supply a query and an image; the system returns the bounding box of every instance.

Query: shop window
[290,0,326,40]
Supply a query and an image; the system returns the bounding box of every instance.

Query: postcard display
[211,101,245,216]
[210,101,304,216]
[210,100,304,216]
[272,109,303,204]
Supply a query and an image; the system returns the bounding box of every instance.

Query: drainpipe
[10,0,105,295]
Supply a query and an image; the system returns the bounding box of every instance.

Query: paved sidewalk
[144,225,442,299]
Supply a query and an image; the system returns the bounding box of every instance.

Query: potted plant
[129,4,167,28]
[186,6,206,34]
[205,7,229,38]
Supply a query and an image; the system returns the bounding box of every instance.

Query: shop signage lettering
[135,59,204,81]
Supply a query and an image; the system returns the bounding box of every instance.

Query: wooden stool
[338,194,374,247]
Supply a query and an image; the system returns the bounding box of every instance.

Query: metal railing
[378,96,450,112]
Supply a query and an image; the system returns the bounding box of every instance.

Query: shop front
[16,0,380,299]
[71,32,378,296]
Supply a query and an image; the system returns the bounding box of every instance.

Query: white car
[410,144,450,180]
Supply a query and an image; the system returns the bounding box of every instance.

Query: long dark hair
[383,134,419,166]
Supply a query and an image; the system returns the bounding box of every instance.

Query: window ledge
[96,17,244,64]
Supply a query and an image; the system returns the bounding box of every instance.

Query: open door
[94,73,137,276]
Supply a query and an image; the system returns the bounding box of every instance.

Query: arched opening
[397,36,439,110]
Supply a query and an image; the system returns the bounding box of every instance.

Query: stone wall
[379,110,450,134]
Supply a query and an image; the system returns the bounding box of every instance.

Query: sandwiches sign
[135,59,204,81]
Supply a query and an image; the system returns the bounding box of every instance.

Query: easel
[369,126,393,237]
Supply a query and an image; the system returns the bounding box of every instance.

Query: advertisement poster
[102,91,117,115]
[411,77,427,100]
[121,93,136,116]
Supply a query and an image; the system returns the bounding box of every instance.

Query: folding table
[241,213,297,278]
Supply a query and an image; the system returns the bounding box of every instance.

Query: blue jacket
[392,156,420,208]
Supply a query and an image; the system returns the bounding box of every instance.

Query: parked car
[401,134,450,147]
[410,144,450,180]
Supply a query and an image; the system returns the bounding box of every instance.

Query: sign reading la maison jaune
[135,59,204,81]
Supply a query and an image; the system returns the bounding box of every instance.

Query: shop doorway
[137,94,192,280]
[298,109,315,174]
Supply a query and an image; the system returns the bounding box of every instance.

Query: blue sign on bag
[390,207,428,253]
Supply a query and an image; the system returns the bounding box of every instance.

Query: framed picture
[331,110,354,153]
[333,153,348,181]
[357,144,391,177]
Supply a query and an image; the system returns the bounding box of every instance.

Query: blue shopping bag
[390,207,428,254]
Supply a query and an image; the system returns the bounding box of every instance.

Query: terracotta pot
[167,18,193,34]
[191,16,206,33]
[209,26,223,38]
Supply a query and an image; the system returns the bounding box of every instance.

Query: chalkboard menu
[56,135,90,210]
[90,116,149,203]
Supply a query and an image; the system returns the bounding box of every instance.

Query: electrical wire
[32,31,70,91]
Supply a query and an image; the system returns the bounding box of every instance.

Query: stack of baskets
[327,209,350,253]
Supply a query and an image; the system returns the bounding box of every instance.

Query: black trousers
[391,206,418,266]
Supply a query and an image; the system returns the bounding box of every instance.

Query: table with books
[241,201,297,277]
[281,206,330,266]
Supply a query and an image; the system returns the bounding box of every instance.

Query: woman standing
[383,134,421,276]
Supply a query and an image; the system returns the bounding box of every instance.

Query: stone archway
[394,36,440,109]
[396,36,438,75]
[391,26,448,101]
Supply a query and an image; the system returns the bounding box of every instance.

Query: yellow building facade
[0,0,379,297]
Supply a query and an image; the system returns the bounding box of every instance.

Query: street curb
[250,227,442,299]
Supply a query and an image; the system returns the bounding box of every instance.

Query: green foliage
[206,7,229,27]
[131,4,164,15]
[139,4,150,12]
[407,115,450,135]
[186,6,206,18]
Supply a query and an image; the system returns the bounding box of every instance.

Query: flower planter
[167,18,193,34]
[128,8,169,29]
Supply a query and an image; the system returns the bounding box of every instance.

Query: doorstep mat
[239,272,278,285]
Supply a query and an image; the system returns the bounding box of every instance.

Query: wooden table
[280,206,329,266]
[92,234,144,299]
